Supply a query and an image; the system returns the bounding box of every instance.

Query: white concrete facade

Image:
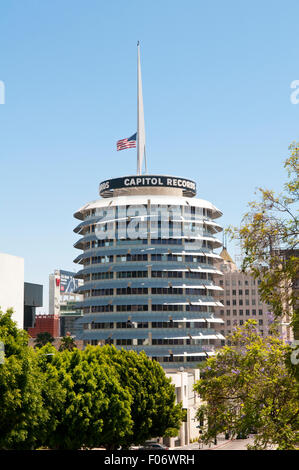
[165,368,201,447]
[0,253,24,329]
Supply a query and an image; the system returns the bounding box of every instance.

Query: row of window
[152,271,213,280]
[88,254,214,264]
[224,289,257,296]
[83,228,214,248]
[87,304,215,313]
[91,305,114,312]
[88,338,215,346]
[219,309,264,316]
[92,272,114,280]
[151,356,204,363]
[226,319,263,326]
[88,270,214,280]
[219,279,260,287]
[152,338,215,345]
[87,238,214,248]
[221,299,261,306]
[88,287,214,297]
[85,321,209,329]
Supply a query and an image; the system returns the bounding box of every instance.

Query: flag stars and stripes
[117,133,137,151]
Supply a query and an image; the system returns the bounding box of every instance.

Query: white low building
[165,368,201,447]
[0,252,24,329]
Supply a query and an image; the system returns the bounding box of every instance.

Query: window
[116,305,148,312]
[259,309,263,315]
[239,310,243,316]
[232,290,236,296]
[91,305,113,313]
[239,290,243,296]
[252,309,256,315]
[116,339,132,346]
[117,271,148,278]
[117,287,148,295]
[246,309,250,316]
[227,320,231,326]
[91,322,113,330]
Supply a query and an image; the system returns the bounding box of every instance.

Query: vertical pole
[137,41,146,175]
[137,41,140,174]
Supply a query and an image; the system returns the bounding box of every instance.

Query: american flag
[117,133,137,151]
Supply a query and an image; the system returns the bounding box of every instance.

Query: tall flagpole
[137,41,146,175]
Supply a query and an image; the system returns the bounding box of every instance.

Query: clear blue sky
[1,0,299,312]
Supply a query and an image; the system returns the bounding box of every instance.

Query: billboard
[59,270,81,294]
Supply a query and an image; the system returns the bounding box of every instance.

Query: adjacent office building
[0,252,43,331]
[0,252,24,329]
[49,269,84,336]
[73,175,225,369]
[214,247,272,339]
[24,282,43,330]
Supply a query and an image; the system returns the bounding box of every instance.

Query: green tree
[59,335,77,351]
[194,321,299,450]
[0,309,49,449]
[0,308,29,356]
[97,346,184,447]
[34,332,54,348]
[0,310,183,450]
[38,345,133,450]
[228,144,299,338]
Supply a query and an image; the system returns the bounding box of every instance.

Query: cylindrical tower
[74,175,224,369]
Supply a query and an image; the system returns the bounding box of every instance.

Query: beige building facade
[214,248,271,340]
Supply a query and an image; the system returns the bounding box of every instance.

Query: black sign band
[99,175,197,197]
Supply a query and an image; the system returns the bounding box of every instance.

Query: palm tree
[59,335,77,351]
[34,332,54,348]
